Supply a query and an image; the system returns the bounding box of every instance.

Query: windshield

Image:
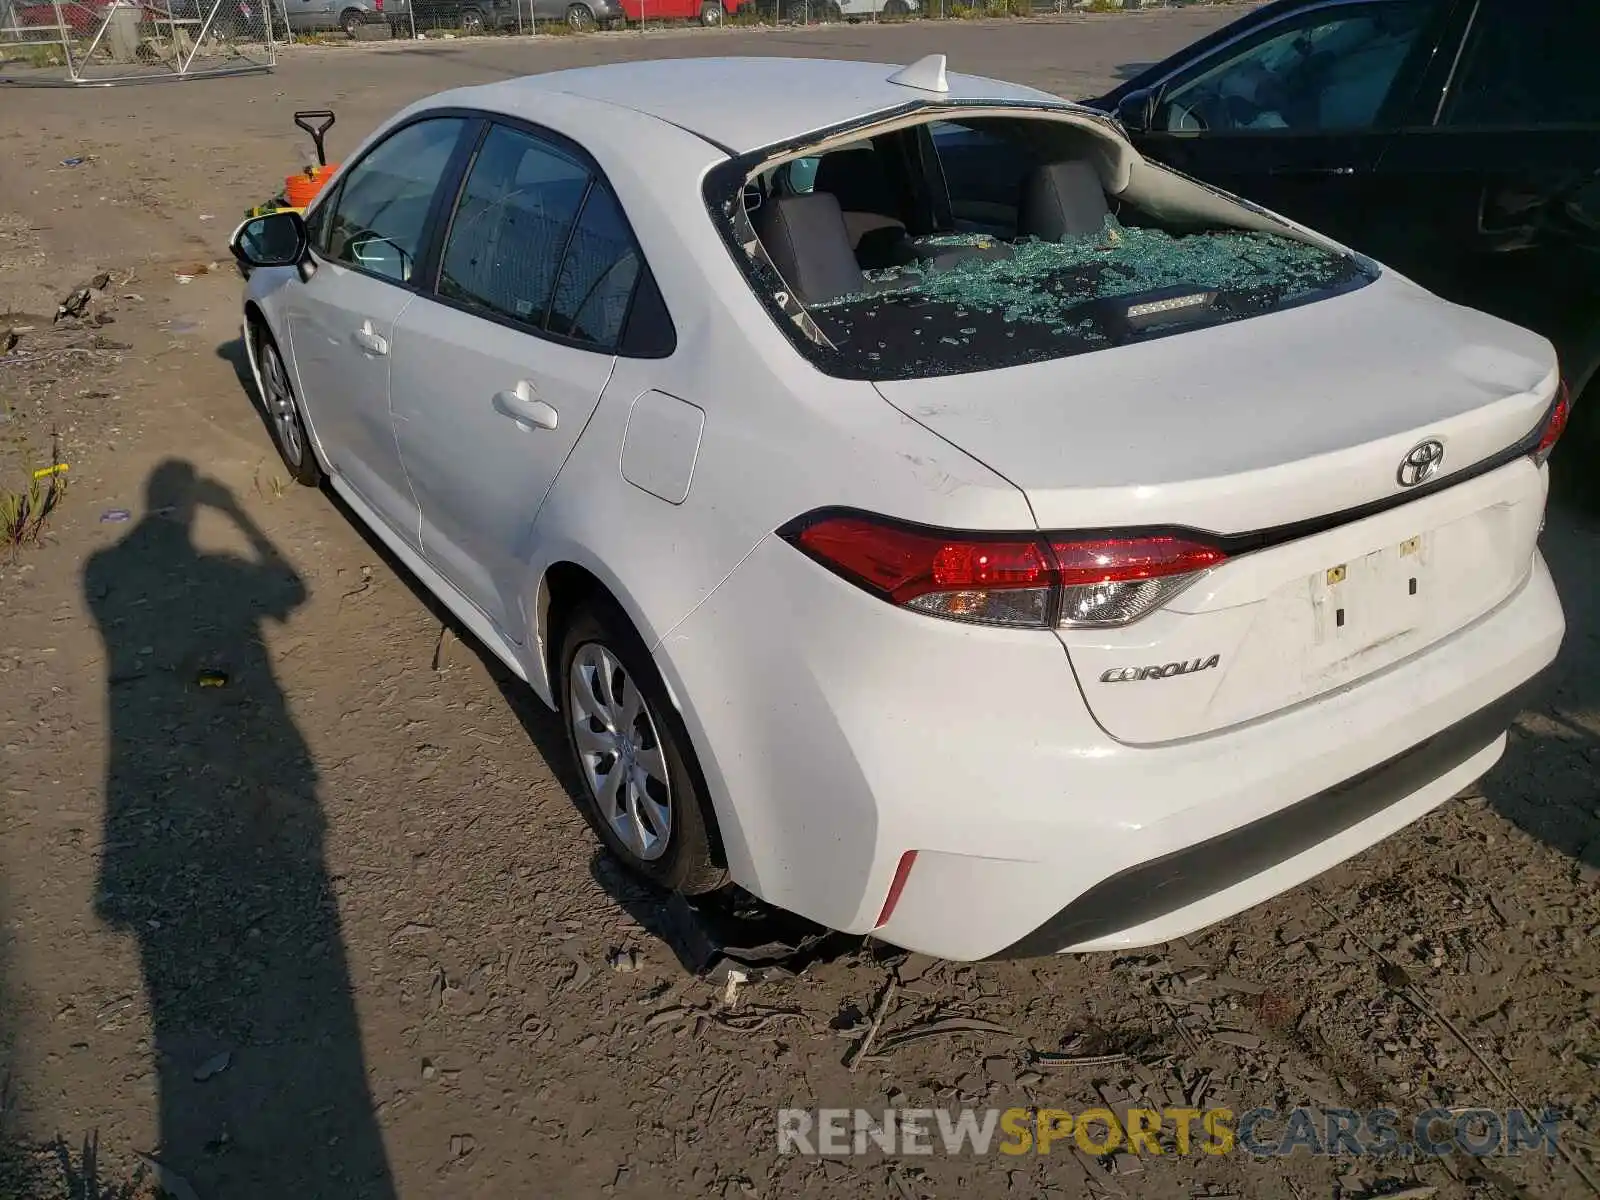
[721,113,1375,381]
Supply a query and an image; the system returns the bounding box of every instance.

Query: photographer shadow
[83,460,395,1200]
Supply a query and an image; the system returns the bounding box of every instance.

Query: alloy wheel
[261,343,305,468]
[568,642,673,862]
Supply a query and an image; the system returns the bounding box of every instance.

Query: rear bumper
[990,670,1545,959]
[656,538,1563,961]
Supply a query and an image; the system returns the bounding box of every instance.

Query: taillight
[1051,535,1228,626]
[781,512,1226,629]
[1532,380,1571,466]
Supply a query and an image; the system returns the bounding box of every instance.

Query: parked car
[407,0,619,33]
[280,0,406,37]
[835,0,915,18]
[9,0,160,37]
[613,0,745,24]
[229,55,1565,961]
[1083,0,1600,454]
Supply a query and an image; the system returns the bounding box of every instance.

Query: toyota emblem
[1397,439,1445,488]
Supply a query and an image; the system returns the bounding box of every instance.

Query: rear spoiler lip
[775,392,1561,556]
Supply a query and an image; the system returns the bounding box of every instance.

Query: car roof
[433,56,1074,155]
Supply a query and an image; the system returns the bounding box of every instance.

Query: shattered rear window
[805,216,1372,380]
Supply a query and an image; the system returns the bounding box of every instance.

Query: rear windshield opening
[735,114,1373,380]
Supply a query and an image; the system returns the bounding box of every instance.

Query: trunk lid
[874,271,1560,744]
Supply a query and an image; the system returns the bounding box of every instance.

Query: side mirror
[230,210,310,273]
[1115,88,1158,134]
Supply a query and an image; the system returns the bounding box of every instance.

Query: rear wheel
[559,600,726,894]
[459,5,484,30]
[339,6,362,35]
[699,0,722,22]
[564,1,594,28]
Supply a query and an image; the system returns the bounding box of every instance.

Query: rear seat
[755,192,1019,306]
[754,191,876,305]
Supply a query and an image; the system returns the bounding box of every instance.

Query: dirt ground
[1,11,1598,1200]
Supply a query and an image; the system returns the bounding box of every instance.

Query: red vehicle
[614,0,745,25]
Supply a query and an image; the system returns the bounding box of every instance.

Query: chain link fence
[323,0,1173,43]
[0,0,275,82]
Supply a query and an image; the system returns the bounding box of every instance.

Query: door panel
[389,299,613,640]
[1362,0,1600,360]
[288,113,472,547]
[1128,0,1449,246]
[287,267,417,536]
[390,121,644,641]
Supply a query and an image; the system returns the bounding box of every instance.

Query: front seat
[753,191,869,306]
[1017,160,1111,242]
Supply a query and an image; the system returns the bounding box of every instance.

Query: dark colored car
[1081,0,1600,455]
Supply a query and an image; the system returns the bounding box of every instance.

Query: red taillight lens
[791,516,1055,627]
[783,513,1225,629]
[1532,380,1571,466]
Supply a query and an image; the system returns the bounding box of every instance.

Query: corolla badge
[1100,655,1220,683]
[1397,439,1445,488]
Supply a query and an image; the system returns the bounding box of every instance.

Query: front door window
[1155,2,1436,133]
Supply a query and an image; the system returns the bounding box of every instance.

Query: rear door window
[434,120,665,355]
[1441,1,1600,127]
[547,182,642,349]
[439,124,592,327]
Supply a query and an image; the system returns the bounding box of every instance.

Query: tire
[252,322,323,487]
[881,0,908,15]
[559,599,727,895]
[459,5,484,31]
[340,7,363,35]
[698,0,722,22]
[564,2,594,28]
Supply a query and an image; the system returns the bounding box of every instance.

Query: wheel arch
[534,555,747,879]
[241,299,333,476]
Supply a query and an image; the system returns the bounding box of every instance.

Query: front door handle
[492,381,558,431]
[352,320,388,356]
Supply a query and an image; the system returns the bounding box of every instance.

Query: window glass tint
[547,183,641,349]
[1157,2,1434,132]
[324,117,465,283]
[1443,4,1600,127]
[439,124,591,327]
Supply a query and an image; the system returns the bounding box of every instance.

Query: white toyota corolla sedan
[231,54,1568,961]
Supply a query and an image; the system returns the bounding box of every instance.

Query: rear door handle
[352,320,388,356]
[492,381,558,431]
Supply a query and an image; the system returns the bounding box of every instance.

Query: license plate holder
[1309,535,1431,665]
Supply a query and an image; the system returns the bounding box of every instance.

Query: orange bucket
[284,163,339,209]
